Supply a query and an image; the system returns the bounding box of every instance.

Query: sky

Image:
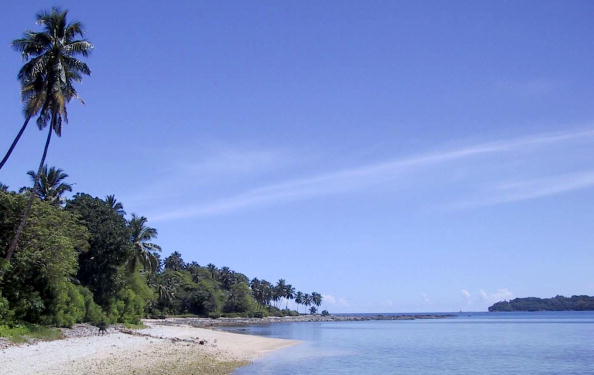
[1,0,594,312]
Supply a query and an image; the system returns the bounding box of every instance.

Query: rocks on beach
[153,313,453,328]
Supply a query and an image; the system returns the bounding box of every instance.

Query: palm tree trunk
[0,117,32,171]
[4,125,53,264]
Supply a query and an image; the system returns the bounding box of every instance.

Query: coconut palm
[207,263,218,279]
[22,165,72,205]
[1,8,92,171]
[311,292,323,308]
[303,293,312,314]
[105,194,126,216]
[273,279,287,308]
[4,8,92,264]
[128,214,162,273]
[285,284,296,310]
[295,291,304,313]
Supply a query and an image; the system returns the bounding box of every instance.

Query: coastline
[156,313,454,328]
[0,314,452,374]
[0,320,299,375]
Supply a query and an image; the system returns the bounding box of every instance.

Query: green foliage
[0,292,14,323]
[489,295,594,312]
[0,185,319,328]
[224,282,256,313]
[66,194,131,307]
[0,191,91,327]
[321,310,330,316]
[0,323,63,343]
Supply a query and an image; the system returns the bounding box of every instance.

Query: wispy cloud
[322,294,350,307]
[495,78,556,97]
[454,171,594,209]
[150,129,594,221]
[480,288,514,304]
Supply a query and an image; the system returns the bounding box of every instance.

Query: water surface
[229,312,594,374]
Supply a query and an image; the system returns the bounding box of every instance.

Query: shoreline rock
[150,313,454,328]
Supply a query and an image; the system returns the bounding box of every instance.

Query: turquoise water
[229,312,594,374]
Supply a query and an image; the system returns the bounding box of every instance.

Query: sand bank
[0,321,298,375]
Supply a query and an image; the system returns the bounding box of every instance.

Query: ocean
[227,312,594,374]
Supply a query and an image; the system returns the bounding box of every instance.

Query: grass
[0,323,63,344]
[123,322,147,329]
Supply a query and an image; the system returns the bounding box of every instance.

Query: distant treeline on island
[489,295,594,312]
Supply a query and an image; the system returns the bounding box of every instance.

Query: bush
[0,293,14,323]
[321,310,330,316]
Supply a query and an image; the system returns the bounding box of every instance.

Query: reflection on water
[230,312,594,375]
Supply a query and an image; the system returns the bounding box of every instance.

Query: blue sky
[1,1,594,312]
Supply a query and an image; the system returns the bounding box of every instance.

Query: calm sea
[227,312,594,374]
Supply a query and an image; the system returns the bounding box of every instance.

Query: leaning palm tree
[105,194,126,216]
[23,165,72,205]
[128,214,162,273]
[4,8,92,264]
[1,8,92,171]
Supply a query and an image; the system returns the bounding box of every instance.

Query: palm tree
[207,263,218,279]
[1,8,92,171]
[22,165,72,205]
[273,279,286,309]
[303,293,312,314]
[128,214,162,273]
[285,284,296,310]
[311,292,323,308]
[4,8,92,264]
[295,291,304,314]
[105,194,126,216]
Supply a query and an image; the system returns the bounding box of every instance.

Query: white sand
[0,321,299,375]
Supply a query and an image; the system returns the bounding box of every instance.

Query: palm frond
[64,41,93,57]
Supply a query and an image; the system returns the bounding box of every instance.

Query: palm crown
[24,165,72,205]
[128,214,162,272]
[13,7,92,135]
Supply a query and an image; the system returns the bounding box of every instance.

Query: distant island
[489,295,594,312]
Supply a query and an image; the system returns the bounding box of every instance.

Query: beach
[0,320,299,375]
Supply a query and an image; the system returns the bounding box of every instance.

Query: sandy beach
[0,320,299,375]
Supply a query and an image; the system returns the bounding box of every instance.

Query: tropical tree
[285,284,296,310]
[311,292,323,308]
[295,291,304,313]
[273,279,287,308]
[0,183,8,192]
[206,263,218,279]
[310,306,317,315]
[303,293,312,314]
[105,194,126,216]
[4,8,92,264]
[22,165,72,205]
[164,251,186,272]
[128,214,161,273]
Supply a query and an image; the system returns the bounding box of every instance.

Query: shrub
[0,293,14,323]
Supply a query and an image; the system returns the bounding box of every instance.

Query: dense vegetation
[489,295,594,312]
[0,179,323,327]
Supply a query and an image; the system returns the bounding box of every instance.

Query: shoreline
[0,320,299,375]
[155,313,454,328]
[0,314,452,374]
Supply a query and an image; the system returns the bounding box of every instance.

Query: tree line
[0,8,324,328]
[489,295,594,312]
[0,169,324,326]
